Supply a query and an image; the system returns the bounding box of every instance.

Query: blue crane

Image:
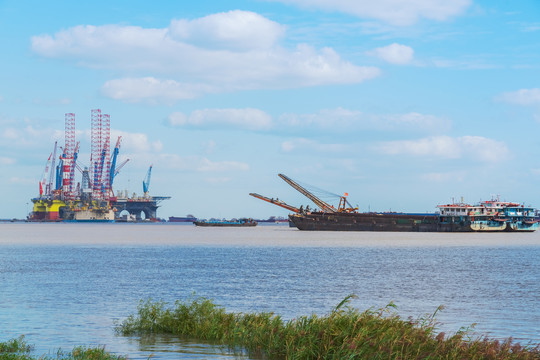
[109,136,122,189]
[143,165,152,195]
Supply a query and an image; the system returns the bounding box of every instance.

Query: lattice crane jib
[278,174,337,213]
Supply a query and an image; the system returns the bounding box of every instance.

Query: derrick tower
[63,113,76,200]
[90,109,111,200]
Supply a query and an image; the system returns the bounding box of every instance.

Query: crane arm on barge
[249,193,300,213]
[278,173,337,213]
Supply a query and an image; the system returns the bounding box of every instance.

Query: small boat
[194,218,257,227]
[169,215,197,223]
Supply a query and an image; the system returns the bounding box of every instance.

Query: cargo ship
[194,218,257,227]
[251,174,538,232]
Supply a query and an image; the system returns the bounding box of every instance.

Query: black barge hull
[194,221,257,227]
[289,213,474,232]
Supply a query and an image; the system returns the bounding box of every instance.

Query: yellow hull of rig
[29,198,114,222]
[30,198,65,221]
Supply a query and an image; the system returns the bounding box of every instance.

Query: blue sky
[1,0,540,219]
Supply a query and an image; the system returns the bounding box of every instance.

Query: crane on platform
[69,142,80,198]
[114,159,129,177]
[55,152,63,192]
[249,193,300,213]
[109,136,121,189]
[108,136,130,195]
[46,141,58,196]
[39,152,52,197]
[143,165,152,196]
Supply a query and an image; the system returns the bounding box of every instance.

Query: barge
[194,218,257,227]
[252,174,538,233]
[289,200,538,232]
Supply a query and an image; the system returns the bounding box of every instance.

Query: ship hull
[194,220,257,227]
[289,213,477,232]
[63,208,115,222]
[169,216,197,223]
[506,221,538,232]
[28,199,65,222]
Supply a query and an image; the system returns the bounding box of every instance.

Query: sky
[1,0,540,220]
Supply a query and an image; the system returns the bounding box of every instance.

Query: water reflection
[124,334,251,359]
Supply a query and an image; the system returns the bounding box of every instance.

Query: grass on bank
[0,336,126,360]
[116,294,540,360]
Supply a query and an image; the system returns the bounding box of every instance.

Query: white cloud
[376,135,509,163]
[9,177,36,185]
[281,138,348,153]
[2,128,18,140]
[421,171,466,182]
[205,177,233,184]
[0,157,16,165]
[169,10,286,50]
[32,97,72,106]
[521,22,540,32]
[197,158,249,172]
[102,78,215,103]
[271,0,471,26]
[1,125,61,148]
[497,88,540,106]
[169,108,273,131]
[111,131,153,153]
[32,11,380,102]
[381,112,449,131]
[152,141,163,152]
[367,43,414,65]
[278,108,449,133]
[168,107,450,135]
[137,154,249,173]
[204,140,216,154]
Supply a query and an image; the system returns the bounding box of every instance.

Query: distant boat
[169,215,197,223]
[194,218,257,227]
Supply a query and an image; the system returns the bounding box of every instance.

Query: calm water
[0,223,539,359]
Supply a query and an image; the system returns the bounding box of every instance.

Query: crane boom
[46,141,58,196]
[249,193,300,213]
[68,142,80,197]
[278,173,337,213]
[114,159,129,176]
[40,153,52,196]
[109,136,122,188]
[143,165,152,194]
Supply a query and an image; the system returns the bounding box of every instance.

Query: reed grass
[116,294,540,359]
[0,336,126,360]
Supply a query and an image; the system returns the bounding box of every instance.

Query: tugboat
[194,218,257,227]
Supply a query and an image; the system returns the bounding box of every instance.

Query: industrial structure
[29,109,169,222]
[112,165,171,221]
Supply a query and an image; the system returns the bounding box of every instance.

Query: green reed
[0,336,126,360]
[116,294,540,359]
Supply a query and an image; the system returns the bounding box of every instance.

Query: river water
[0,222,539,359]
